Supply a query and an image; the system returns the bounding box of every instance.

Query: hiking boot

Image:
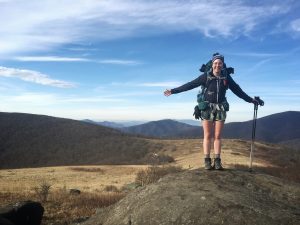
[213,158,223,170]
[204,158,212,170]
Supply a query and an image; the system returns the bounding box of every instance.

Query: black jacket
[171,72,253,104]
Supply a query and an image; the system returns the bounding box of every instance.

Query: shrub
[145,153,175,165]
[104,185,119,192]
[135,166,183,186]
[33,181,52,202]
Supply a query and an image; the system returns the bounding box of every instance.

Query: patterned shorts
[201,107,227,121]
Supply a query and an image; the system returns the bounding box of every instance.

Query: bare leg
[202,120,214,156]
[214,121,224,155]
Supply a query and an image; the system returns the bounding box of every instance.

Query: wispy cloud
[61,97,124,103]
[14,56,89,62]
[248,59,272,71]
[97,59,141,65]
[290,18,300,32]
[228,52,282,58]
[111,81,182,87]
[0,0,293,56]
[0,81,24,92]
[66,47,98,52]
[13,56,141,65]
[139,82,182,87]
[0,92,126,107]
[9,93,58,105]
[0,66,76,88]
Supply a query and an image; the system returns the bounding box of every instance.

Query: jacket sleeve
[171,74,206,94]
[227,75,253,103]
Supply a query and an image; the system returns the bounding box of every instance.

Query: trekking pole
[249,96,264,172]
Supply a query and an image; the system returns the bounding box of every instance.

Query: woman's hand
[252,97,264,106]
[164,89,172,97]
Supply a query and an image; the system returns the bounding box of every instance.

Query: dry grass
[0,188,125,225]
[228,141,300,183]
[0,165,147,224]
[43,189,125,224]
[232,164,300,183]
[0,165,148,193]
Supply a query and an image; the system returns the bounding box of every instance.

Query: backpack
[193,56,233,120]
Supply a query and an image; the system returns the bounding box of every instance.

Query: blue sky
[0,0,299,123]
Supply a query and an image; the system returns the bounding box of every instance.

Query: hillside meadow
[0,139,298,224]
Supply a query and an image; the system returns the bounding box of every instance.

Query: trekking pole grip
[254,96,264,106]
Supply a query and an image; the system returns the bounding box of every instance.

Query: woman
[164,53,261,170]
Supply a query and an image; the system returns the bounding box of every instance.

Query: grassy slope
[0,112,164,169]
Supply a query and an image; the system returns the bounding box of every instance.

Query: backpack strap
[221,69,229,89]
[198,72,213,102]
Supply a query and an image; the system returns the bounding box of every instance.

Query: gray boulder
[82,169,300,225]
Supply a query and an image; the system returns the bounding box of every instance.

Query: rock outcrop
[82,169,299,225]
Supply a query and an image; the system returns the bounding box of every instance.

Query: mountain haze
[84,119,200,129]
[83,119,125,128]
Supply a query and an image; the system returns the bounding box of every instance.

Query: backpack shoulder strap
[205,72,215,87]
[220,69,229,89]
[199,72,213,96]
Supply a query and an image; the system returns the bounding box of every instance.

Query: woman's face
[212,59,223,75]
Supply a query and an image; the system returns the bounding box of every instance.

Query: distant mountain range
[121,119,199,138]
[120,111,300,144]
[83,119,200,128]
[83,119,126,128]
